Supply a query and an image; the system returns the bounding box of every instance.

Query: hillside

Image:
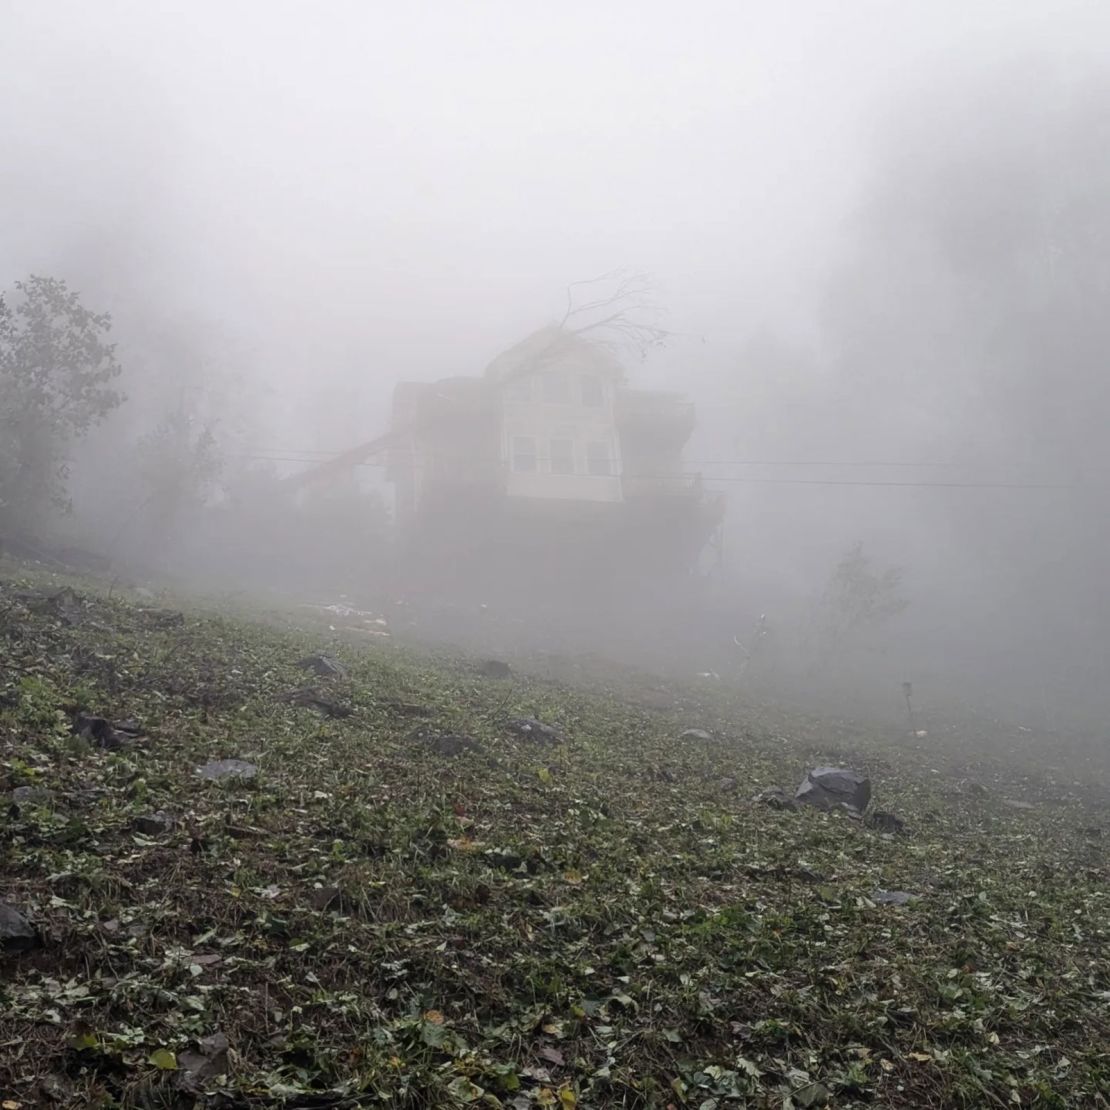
[1,570,1107,1109]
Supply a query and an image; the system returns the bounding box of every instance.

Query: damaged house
[384,326,724,603]
[291,323,723,606]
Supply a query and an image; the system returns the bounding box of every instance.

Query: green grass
[1,569,1107,1108]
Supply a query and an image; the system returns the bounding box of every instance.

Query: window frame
[510,434,538,472]
[548,437,576,475]
[586,439,613,477]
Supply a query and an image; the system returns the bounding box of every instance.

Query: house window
[503,376,532,402]
[580,375,603,406]
[511,435,537,471]
[541,373,571,403]
[549,438,575,475]
[586,440,613,476]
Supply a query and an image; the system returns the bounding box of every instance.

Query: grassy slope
[1,569,1107,1109]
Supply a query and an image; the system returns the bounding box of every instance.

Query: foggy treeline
[3,3,1109,742]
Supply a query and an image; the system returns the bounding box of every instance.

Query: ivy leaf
[149,1048,178,1070]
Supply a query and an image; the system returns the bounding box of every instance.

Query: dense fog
[3,1,1110,742]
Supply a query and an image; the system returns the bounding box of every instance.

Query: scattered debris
[73,713,145,751]
[197,759,257,781]
[0,900,40,953]
[306,603,392,636]
[966,781,989,797]
[1003,799,1037,810]
[794,766,872,813]
[296,653,347,678]
[507,717,566,745]
[478,659,513,679]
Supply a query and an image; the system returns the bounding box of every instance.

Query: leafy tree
[811,541,908,667]
[0,275,123,531]
[134,405,223,540]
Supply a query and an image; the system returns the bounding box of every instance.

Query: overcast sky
[5,0,1108,447]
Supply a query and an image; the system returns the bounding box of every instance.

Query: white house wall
[501,372,623,503]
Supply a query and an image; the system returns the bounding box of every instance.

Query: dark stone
[679,728,712,742]
[0,899,40,953]
[872,889,918,906]
[133,810,175,836]
[425,733,483,757]
[966,781,989,797]
[10,785,55,806]
[73,713,145,751]
[47,586,86,626]
[478,659,513,679]
[310,886,342,911]
[141,608,185,628]
[277,687,353,717]
[381,698,436,717]
[507,717,566,745]
[794,766,871,813]
[296,654,347,678]
[866,810,906,834]
[197,759,257,781]
[178,1031,230,1087]
[752,786,796,810]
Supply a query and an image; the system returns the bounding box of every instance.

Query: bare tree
[558,268,674,359]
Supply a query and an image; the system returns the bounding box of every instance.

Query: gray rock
[10,785,55,806]
[507,717,566,745]
[277,687,353,717]
[178,1031,230,1087]
[872,889,918,906]
[424,733,483,757]
[296,653,347,678]
[0,900,40,953]
[133,810,175,836]
[197,759,257,781]
[794,766,871,813]
[679,728,712,742]
[478,659,513,679]
[47,586,86,626]
[73,713,145,751]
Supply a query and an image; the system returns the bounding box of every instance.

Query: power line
[227,451,1100,492]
